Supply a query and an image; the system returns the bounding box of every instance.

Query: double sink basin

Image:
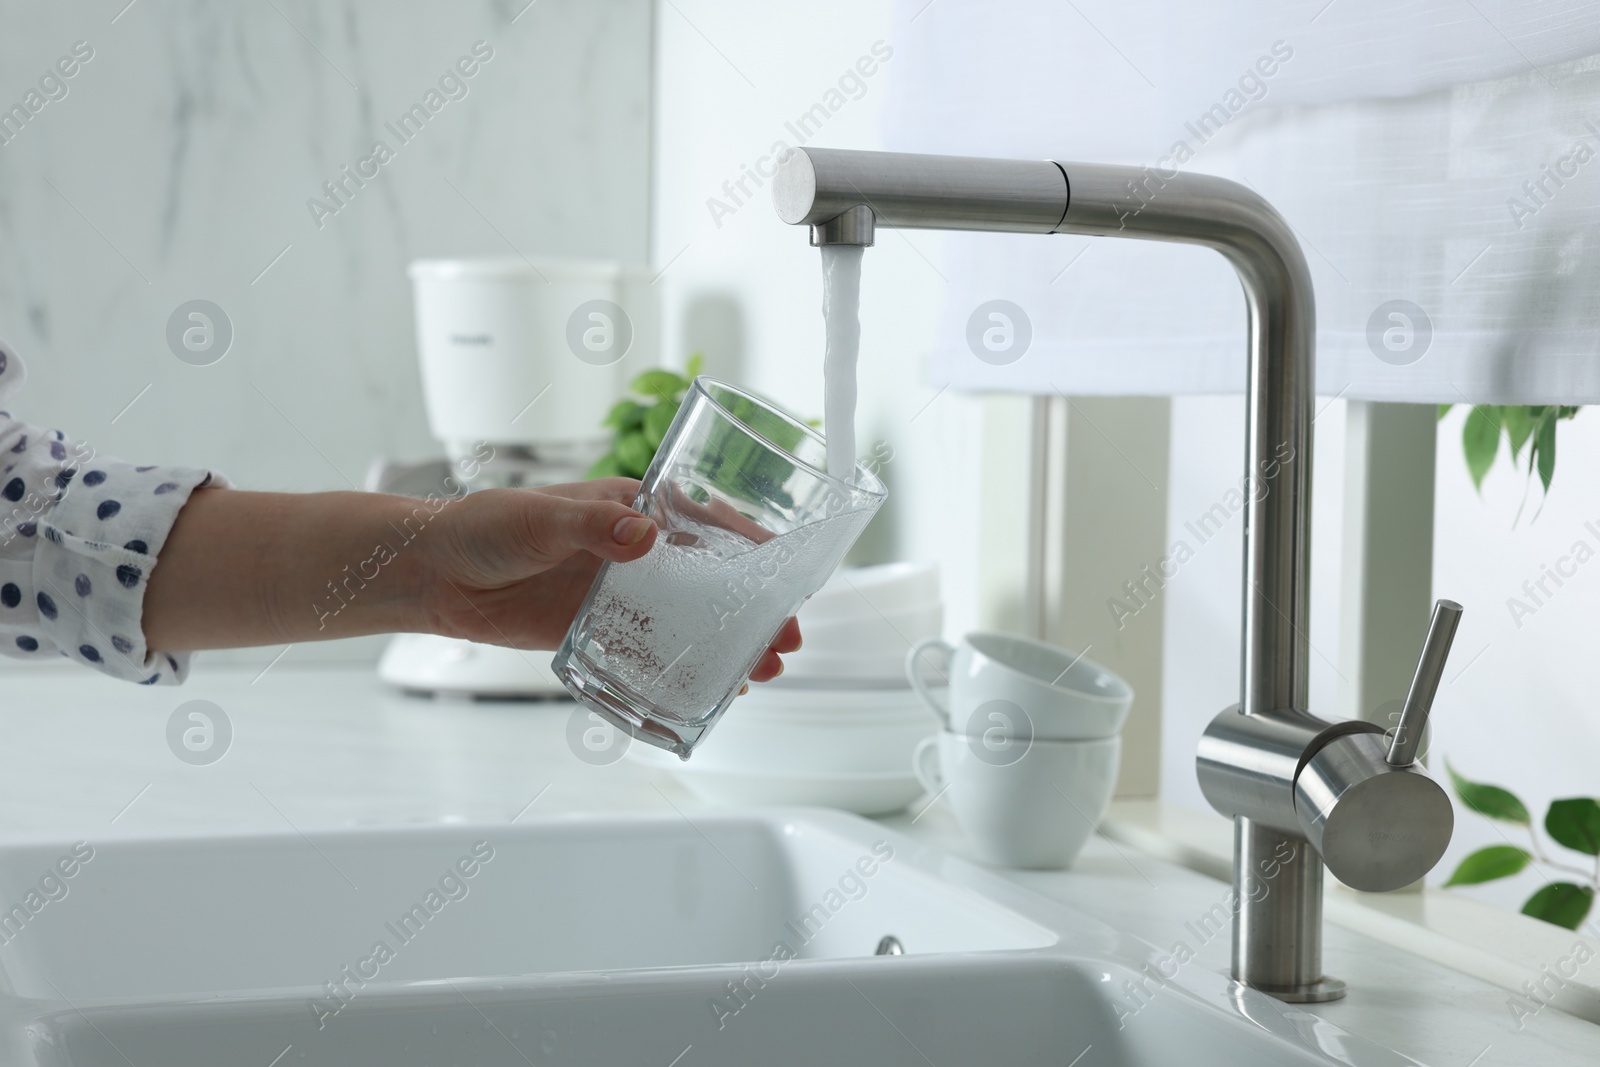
[0,809,1423,1066]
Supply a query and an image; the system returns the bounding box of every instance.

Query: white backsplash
[0,0,654,663]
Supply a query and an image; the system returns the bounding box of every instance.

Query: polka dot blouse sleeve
[0,341,229,685]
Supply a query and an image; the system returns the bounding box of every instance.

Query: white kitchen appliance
[376,257,657,698]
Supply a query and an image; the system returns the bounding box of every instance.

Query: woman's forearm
[142,488,435,650]
[99,478,801,682]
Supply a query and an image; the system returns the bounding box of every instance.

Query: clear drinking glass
[554,376,887,758]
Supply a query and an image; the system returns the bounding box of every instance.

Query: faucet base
[1232,819,1339,1001]
[1230,977,1347,1004]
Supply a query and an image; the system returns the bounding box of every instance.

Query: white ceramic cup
[905,632,1133,742]
[912,731,1120,869]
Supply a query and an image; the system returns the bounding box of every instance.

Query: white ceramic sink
[0,810,1423,1066]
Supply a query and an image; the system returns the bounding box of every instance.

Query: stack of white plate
[774,561,943,688]
[629,562,944,814]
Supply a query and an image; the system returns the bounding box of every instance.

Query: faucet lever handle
[1386,599,1463,766]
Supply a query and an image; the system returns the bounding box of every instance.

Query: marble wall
[0,0,654,662]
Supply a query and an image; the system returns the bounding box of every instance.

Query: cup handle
[912,734,945,796]
[905,637,954,725]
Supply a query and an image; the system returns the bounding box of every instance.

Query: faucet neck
[775,146,1317,718]
[1053,164,1317,718]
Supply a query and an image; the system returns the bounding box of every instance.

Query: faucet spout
[774,145,1354,1002]
[774,147,1070,237]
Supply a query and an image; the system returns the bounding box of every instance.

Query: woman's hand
[421,478,800,683]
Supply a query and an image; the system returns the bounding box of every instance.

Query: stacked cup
[906,631,1133,869]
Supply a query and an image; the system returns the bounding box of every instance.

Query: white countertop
[2,662,1596,1065]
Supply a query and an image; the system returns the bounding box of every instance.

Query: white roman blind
[880,0,1600,403]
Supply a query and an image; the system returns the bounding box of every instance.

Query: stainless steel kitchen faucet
[772,146,1460,1002]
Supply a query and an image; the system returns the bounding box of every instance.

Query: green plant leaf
[1446,760,1531,824]
[1462,406,1502,490]
[602,399,646,432]
[643,398,681,449]
[686,351,705,378]
[1502,406,1535,461]
[1521,882,1595,931]
[1545,798,1600,856]
[1444,845,1532,886]
[585,453,623,480]
[1437,403,1453,421]
[1534,409,1557,492]
[631,368,688,401]
[614,431,654,478]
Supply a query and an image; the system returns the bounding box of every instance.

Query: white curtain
[880,0,1600,402]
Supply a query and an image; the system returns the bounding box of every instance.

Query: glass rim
[690,375,888,500]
